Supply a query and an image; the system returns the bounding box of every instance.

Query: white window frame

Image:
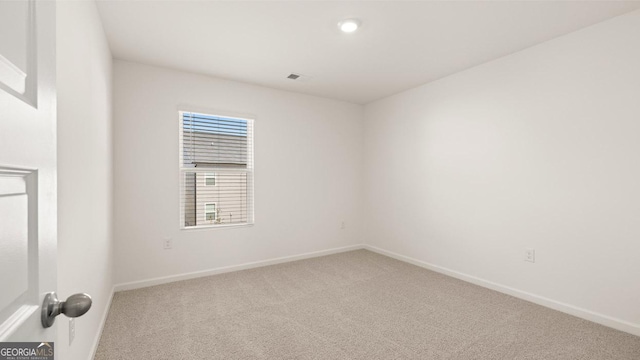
[204,173,216,186]
[178,109,255,230]
[204,202,217,222]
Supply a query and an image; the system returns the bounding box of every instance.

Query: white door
[0,0,58,344]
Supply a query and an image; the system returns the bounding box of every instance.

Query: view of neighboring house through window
[180,111,254,228]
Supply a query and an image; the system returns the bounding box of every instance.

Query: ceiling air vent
[287,73,301,80]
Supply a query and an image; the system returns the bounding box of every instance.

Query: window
[204,173,216,186]
[204,203,217,222]
[180,111,254,228]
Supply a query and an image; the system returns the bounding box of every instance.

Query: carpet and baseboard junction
[95,250,640,359]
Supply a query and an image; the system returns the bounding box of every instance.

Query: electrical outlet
[341,221,346,229]
[163,238,172,250]
[525,248,535,263]
[69,318,75,345]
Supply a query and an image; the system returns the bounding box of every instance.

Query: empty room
[1,0,640,359]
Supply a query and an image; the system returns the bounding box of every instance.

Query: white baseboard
[364,245,640,337]
[90,285,115,360]
[114,244,365,292]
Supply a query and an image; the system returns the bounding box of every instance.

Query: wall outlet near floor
[163,237,172,250]
[525,248,535,263]
[69,318,75,345]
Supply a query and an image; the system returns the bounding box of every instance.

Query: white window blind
[180,111,254,228]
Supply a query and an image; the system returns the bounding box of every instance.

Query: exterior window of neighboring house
[180,111,254,228]
[204,173,216,186]
[205,203,217,221]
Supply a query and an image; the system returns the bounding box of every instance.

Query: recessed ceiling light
[338,19,361,33]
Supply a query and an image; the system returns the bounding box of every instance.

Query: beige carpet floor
[95,250,640,359]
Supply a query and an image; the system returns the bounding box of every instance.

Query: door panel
[0,173,29,313]
[0,168,38,341]
[0,0,57,343]
[0,0,36,105]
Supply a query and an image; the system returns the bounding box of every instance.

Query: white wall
[57,1,113,359]
[113,61,363,285]
[363,10,640,335]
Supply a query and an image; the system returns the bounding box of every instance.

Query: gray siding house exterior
[182,128,252,227]
[183,171,249,227]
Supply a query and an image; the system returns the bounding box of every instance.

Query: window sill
[181,223,254,231]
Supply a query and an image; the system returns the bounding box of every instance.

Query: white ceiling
[96,1,640,104]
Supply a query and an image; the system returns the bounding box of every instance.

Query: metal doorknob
[41,292,92,328]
